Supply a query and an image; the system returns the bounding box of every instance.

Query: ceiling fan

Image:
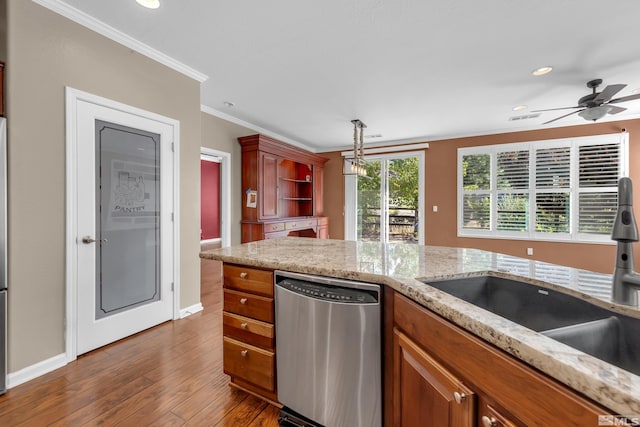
[533,79,640,125]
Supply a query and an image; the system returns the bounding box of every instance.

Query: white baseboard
[7,352,68,389]
[179,302,203,318]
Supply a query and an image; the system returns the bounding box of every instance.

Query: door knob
[240,298,248,304]
[82,236,108,244]
[453,391,466,404]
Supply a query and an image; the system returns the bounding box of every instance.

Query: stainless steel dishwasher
[275,271,381,427]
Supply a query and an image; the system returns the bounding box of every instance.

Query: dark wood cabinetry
[239,134,329,242]
[389,291,611,427]
[393,328,475,427]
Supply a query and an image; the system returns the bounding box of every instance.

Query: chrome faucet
[611,177,640,306]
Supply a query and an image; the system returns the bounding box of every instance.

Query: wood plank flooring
[0,256,280,426]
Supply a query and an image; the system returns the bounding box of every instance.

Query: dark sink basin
[423,275,611,331]
[423,275,640,375]
[542,316,640,375]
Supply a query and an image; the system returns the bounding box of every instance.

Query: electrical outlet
[433,205,438,212]
[527,248,533,256]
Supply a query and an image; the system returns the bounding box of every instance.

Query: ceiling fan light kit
[578,105,612,121]
[534,78,640,125]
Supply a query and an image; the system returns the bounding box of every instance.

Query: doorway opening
[345,151,425,244]
[200,148,231,248]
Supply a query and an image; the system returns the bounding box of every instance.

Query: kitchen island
[201,237,640,424]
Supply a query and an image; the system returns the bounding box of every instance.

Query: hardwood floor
[0,257,280,426]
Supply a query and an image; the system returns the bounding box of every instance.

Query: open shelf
[280,177,312,183]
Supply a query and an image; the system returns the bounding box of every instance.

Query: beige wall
[321,118,640,274]
[6,0,202,372]
[200,112,254,246]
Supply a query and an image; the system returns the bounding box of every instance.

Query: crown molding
[31,0,208,83]
[200,104,316,153]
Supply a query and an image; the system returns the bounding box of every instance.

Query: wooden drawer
[223,312,274,350]
[223,264,273,297]
[223,337,275,392]
[264,222,285,233]
[285,219,315,230]
[478,399,521,427]
[224,289,274,323]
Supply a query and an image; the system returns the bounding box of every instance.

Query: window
[458,133,628,243]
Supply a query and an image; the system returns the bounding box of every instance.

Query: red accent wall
[201,159,220,240]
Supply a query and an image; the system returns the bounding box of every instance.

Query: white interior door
[72,94,176,355]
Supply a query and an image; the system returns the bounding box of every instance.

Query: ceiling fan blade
[594,84,626,103]
[531,106,580,112]
[608,93,640,104]
[542,109,584,125]
[608,105,627,114]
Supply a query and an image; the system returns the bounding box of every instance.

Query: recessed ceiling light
[223,101,235,108]
[512,105,527,111]
[532,66,553,76]
[136,0,160,9]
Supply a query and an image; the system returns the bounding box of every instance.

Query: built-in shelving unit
[238,134,329,242]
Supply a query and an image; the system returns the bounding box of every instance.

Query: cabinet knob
[453,391,466,404]
[240,350,248,357]
[239,272,248,279]
[481,416,498,427]
[240,322,248,329]
[240,298,248,305]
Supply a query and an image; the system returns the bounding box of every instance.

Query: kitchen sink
[423,275,611,331]
[542,315,640,375]
[422,275,640,375]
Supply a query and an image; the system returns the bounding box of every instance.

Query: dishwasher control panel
[276,278,378,304]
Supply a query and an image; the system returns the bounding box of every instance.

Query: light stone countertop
[200,237,640,416]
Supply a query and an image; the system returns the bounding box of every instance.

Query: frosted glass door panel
[95,120,161,320]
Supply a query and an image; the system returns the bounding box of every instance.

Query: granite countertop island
[200,237,640,416]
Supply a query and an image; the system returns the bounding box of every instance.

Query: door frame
[344,150,425,244]
[65,87,181,362]
[200,147,231,247]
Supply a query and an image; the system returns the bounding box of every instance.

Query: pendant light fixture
[343,119,367,176]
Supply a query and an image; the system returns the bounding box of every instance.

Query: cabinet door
[394,328,475,427]
[259,152,279,219]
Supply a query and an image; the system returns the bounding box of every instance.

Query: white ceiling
[45,0,640,151]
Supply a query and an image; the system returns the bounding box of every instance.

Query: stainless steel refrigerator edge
[275,271,381,427]
[0,117,7,394]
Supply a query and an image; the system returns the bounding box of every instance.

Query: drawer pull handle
[241,350,248,357]
[481,416,497,427]
[453,392,466,404]
[239,272,248,279]
[240,323,248,329]
[240,298,248,304]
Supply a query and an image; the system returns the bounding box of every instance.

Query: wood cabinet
[239,134,329,243]
[389,290,612,426]
[393,328,475,427]
[222,263,278,403]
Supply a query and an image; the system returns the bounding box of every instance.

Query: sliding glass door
[345,151,424,244]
